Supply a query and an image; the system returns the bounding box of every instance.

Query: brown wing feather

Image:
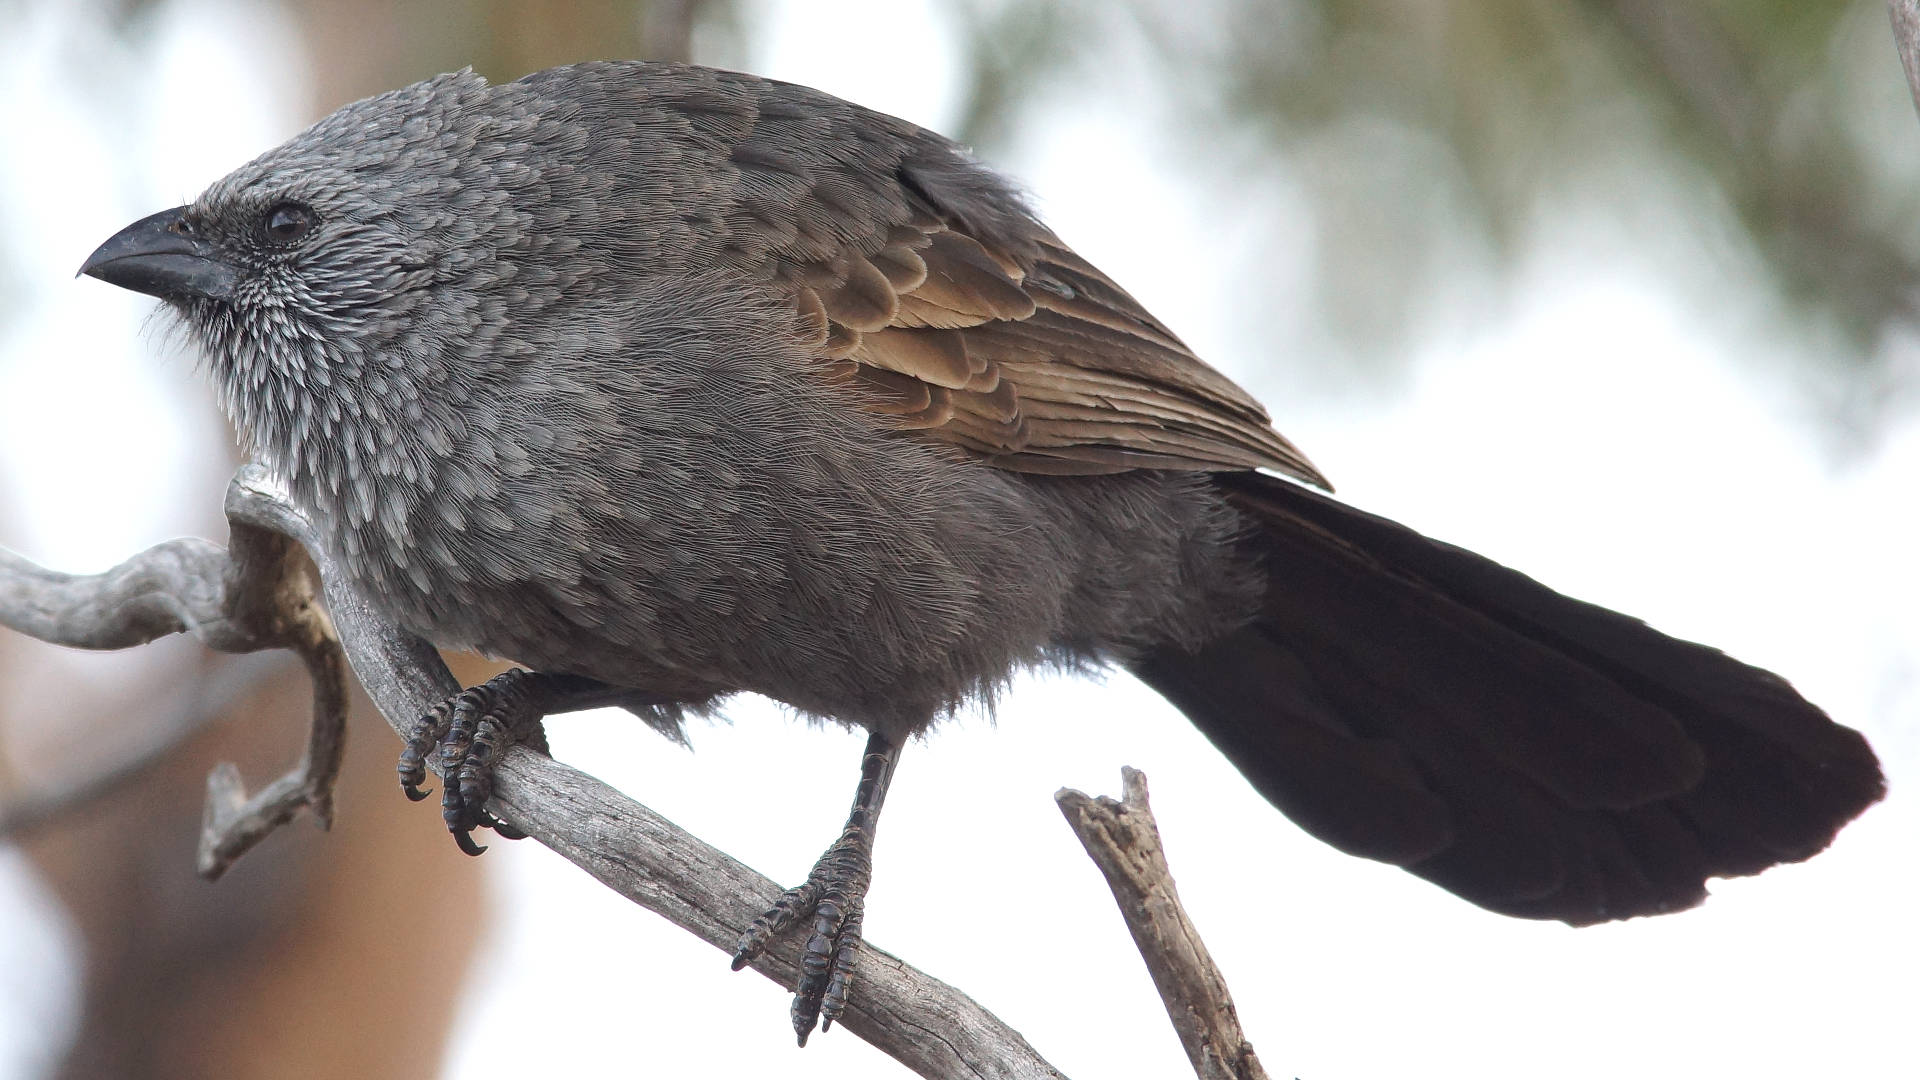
[715,79,1329,489]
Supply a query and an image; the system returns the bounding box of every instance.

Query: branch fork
[0,485,348,879]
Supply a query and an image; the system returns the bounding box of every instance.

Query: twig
[1890,2,1920,121]
[1057,768,1269,1080]
[0,465,1067,1080]
[0,508,348,879]
[0,650,289,837]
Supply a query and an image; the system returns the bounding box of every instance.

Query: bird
[77,60,1884,1044]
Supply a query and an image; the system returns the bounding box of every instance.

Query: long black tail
[1132,471,1884,925]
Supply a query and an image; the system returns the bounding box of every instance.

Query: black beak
[79,206,238,303]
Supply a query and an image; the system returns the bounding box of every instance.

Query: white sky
[0,1,1914,1078]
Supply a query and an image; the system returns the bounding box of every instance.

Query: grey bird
[79,61,1883,1042]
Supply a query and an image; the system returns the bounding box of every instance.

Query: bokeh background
[1,1,1916,1077]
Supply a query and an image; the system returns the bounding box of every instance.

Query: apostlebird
[79,61,1883,1043]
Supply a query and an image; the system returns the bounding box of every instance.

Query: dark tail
[1132,471,1884,925]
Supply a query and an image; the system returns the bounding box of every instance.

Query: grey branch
[1057,769,1269,1080]
[0,502,347,879]
[2,465,1066,1080]
[1891,2,1920,121]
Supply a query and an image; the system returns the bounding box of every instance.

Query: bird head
[76,69,539,361]
[74,69,603,501]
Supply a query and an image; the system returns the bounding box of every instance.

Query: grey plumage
[176,66,1258,741]
[84,60,1880,977]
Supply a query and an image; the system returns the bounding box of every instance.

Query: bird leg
[398,669,639,854]
[733,730,900,1045]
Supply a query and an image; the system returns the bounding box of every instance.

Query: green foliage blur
[938,0,1920,440]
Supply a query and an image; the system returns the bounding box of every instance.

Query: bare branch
[1,537,240,650]
[0,508,349,878]
[0,465,1068,1080]
[1891,2,1920,121]
[1057,769,1268,1080]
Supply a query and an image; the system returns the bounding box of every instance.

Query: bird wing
[708,83,1329,486]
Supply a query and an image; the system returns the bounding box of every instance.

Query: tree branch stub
[1056,768,1270,1080]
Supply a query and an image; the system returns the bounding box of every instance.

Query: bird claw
[803,894,864,1039]
[397,669,552,854]
[733,827,874,1044]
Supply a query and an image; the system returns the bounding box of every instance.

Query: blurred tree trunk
[289,0,705,103]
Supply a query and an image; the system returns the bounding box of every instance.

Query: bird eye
[261,202,316,246]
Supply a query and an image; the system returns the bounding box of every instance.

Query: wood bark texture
[1057,768,1270,1080]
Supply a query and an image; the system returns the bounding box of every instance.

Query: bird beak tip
[80,206,237,303]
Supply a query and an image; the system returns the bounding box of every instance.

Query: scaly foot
[397,668,555,854]
[732,731,900,1044]
[733,826,875,1042]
